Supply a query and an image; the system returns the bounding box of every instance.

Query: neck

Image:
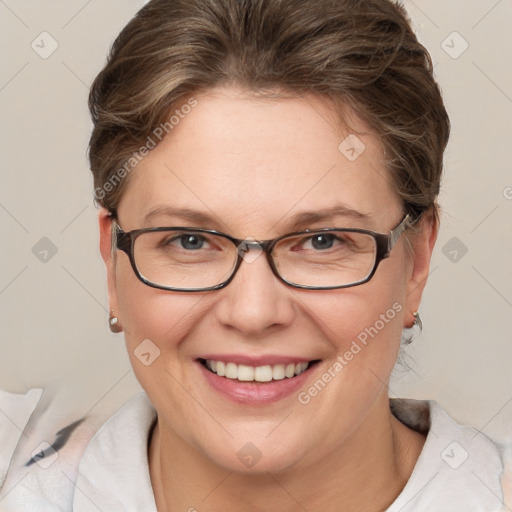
[149,395,425,512]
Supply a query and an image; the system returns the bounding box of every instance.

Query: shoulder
[389,398,512,512]
[0,387,120,512]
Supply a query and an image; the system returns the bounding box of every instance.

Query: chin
[195,433,310,475]
[150,401,312,473]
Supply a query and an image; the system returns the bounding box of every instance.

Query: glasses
[112,214,412,292]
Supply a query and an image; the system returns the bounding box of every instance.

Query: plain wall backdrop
[1,0,511,440]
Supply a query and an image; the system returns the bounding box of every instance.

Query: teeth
[238,364,255,381]
[216,361,226,377]
[225,362,238,379]
[203,359,311,382]
[254,365,273,382]
[272,364,285,380]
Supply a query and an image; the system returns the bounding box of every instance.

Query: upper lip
[197,354,318,366]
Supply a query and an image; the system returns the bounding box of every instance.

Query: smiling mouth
[198,358,321,383]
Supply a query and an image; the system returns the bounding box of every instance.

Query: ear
[404,208,439,326]
[99,208,119,317]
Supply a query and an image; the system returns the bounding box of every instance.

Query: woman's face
[100,85,434,473]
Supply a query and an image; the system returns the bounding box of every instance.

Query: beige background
[1,1,511,440]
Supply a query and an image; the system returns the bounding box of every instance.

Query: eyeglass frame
[111,213,415,292]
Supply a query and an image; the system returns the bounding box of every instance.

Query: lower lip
[196,360,318,405]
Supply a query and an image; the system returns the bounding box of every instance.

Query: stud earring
[402,311,422,345]
[109,310,123,333]
[410,311,422,330]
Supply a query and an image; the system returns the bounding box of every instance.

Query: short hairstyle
[88,0,450,232]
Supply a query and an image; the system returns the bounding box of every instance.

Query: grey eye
[179,234,206,250]
[309,234,336,250]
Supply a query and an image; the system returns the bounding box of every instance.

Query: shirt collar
[388,398,504,511]
[73,392,157,512]
[0,388,43,489]
[73,394,504,511]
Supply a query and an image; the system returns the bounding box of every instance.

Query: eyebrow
[143,204,372,232]
[284,205,372,230]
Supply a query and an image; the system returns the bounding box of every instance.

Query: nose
[213,247,295,336]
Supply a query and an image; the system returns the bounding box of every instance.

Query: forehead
[117,86,402,235]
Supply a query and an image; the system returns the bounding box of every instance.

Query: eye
[163,233,210,251]
[301,233,347,251]
[307,234,336,250]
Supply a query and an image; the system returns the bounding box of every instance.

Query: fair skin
[99,85,437,511]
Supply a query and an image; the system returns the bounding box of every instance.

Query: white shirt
[1,389,511,511]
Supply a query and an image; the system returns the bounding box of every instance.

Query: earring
[109,310,123,333]
[401,311,422,345]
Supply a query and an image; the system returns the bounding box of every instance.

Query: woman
[1,0,510,510]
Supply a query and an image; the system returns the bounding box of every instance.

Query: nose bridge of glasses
[234,237,275,255]
[236,239,263,252]
[238,239,259,250]
[233,238,277,272]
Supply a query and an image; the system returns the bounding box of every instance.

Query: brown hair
[88,0,450,233]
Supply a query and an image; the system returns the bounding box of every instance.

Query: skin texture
[99,85,437,511]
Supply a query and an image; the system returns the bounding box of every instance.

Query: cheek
[113,259,203,367]
[321,299,403,374]
[303,265,406,377]
[313,275,404,343]
[291,283,405,448]
[116,278,210,421]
